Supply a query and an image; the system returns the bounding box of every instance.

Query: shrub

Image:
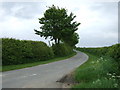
[107,44,120,62]
[73,53,119,88]
[52,43,74,57]
[77,44,120,61]
[2,38,54,65]
[75,44,120,88]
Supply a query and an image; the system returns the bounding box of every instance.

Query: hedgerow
[76,44,120,88]
[77,44,120,74]
[77,44,120,63]
[2,38,74,66]
[2,38,54,65]
[52,43,74,57]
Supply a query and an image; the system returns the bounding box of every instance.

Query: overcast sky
[0,0,118,47]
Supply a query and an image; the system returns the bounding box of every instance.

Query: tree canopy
[34,5,80,46]
[62,32,79,47]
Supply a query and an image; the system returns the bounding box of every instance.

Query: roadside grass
[2,52,76,72]
[72,52,119,88]
[72,77,118,88]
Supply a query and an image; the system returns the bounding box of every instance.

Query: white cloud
[0,1,118,47]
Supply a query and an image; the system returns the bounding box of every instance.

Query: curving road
[2,51,88,88]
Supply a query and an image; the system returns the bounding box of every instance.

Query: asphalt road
[2,51,88,88]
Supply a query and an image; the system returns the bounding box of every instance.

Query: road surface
[2,51,88,88]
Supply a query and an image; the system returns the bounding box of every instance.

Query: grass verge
[2,52,76,72]
[72,52,119,88]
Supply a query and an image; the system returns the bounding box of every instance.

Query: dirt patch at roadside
[56,71,78,88]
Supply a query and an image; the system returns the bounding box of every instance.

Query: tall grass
[73,77,118,88]
[72,44,120,88]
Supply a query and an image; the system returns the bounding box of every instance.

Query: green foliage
[73,77,118,88]
[52,43,74,57]
[62,32,79,47]
[34,5,80,46]
[2,52,76,72]
[0,38,2,67]
[77,44,120,76]
[2,38,54,65]
[77,44,120,63]
[107,44,120,62]
[72,53,119,88]
[73,44,120,88]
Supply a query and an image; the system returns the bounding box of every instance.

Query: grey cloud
[77,26,118,47]
[90,2,117,13]
[77,2,118,47]
[77,32,118,47]
[1,2,46,19]
[118,1,120,43]
[0,1,118,47]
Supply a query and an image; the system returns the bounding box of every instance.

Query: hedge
[52,43,74,57]
[77,44,120,62]
[2,38,54,65]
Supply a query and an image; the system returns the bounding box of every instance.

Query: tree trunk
[58,38,60,44]
[55,38,57,44]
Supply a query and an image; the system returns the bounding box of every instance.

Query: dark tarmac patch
[56,72,78,88]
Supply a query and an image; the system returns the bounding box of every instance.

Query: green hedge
[107,44,120,62]
[77,44,120,62]
[0,38,1,66]
[76,44,120,76]
[2,38,54,65]
[52,43,74,57]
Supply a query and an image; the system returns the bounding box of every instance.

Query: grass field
[72,52,119,88]
[2,52,76,72]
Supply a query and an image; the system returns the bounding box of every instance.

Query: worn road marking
[22,74,38,78]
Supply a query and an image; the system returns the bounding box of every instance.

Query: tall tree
[62,32,79,47]
[34,5,80,45]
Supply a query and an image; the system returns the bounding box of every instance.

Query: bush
[52,43,74,57]
[77,44,120,74]
[107,44,120,62]
[75,44,120,88]
[77,44,120,61]
[2,38,54,65]
[0,38,2,66]
[73,53,119,88]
